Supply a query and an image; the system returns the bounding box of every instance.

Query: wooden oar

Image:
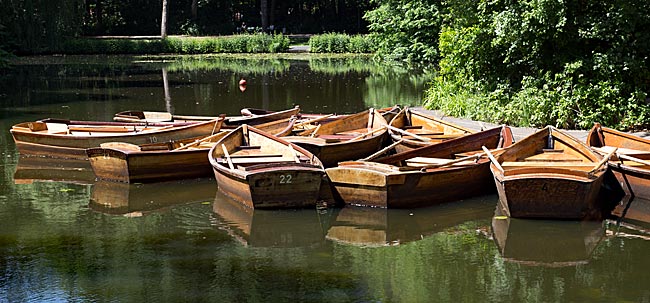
[222,144,234,170]
[385,125,431,142]
[589,147,618,175]
[349,126,387,141]
[361,139,403,161]
[482,145,504,173]
[172,132,224,151]
[617,154,650,166]
[288,144,301,163]
[293,114,334,128]
[418,152,486,172]
[310,124,322,138]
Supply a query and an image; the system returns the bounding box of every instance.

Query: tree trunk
[260,0,268,32]
[191,0,198,19]
[161,0,168,38]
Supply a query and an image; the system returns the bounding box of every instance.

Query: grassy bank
[44,34,291,55]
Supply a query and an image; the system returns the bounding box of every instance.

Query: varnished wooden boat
[284,108,388,168]
[388,107,474,152]
[489,126,617,220]
[10,118,223,160]
[325,126,514,208]
[86,117,297,183]
[587,123,650,199]
[115,106,300,127]
[208,125,325,209]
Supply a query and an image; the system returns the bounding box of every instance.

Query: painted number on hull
[279,174,292,184]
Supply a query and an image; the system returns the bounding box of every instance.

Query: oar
[222,144,234,170]
[482,145,504,173]
[310,124,322,138]
[385,125,431,142]
[589,147,618,175]
[349,125,387,141]
[172,132,224,151]
[293,114,335,128]
[617,154,650,166]
[418,151,492,172]
[361,139,404,161]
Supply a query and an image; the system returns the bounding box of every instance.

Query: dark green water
[1,55,650,302]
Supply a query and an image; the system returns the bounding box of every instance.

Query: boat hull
[493,172,606,220]
[87,148,212,183]
[609,165,650,199]
[327,162,494,208]
[214,166,323,209]
[11,119,221,160]
[294,134,386,168]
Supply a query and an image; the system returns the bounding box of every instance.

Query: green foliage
[425,0,650,130]
[309,34,375,53]
[55,35,289,55]
[364,0,443,63]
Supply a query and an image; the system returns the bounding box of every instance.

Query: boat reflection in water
[13,155,95,185]
[89,178,217,216]
[211,191,330,247]
[491,212,605,267]
[326,196,496,247]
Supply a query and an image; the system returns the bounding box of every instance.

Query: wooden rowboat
[11,118,224,160]
[208,125,325,209]
[388,107,474,152]
[86,117,297,183]
[325,126,514,208]
[586,123,650,199]
[114,106,300,127]
[488,125,620,220]
[284,108,388,168]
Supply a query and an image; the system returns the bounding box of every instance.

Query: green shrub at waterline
[309,34,375,53]
[57,34,289,55]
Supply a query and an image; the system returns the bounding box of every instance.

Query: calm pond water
[1,55,650,302]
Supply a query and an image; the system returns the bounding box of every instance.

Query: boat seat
[317,134,356,141]
[100,142,141,151]
[402,129,444,136]
[218,156,294,165]
[502,161,595,171]
[520,152,583,162]
[45,123,69,134]
[454,150,484,159]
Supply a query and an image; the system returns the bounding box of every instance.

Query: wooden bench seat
[219,156,293,165]
[520,152,583,162]
[502,161,595,171]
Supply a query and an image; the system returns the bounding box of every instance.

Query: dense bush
[56,34,289,55]
[309,34,375,53]
[424,0,650,130]
[364,0,443,63]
